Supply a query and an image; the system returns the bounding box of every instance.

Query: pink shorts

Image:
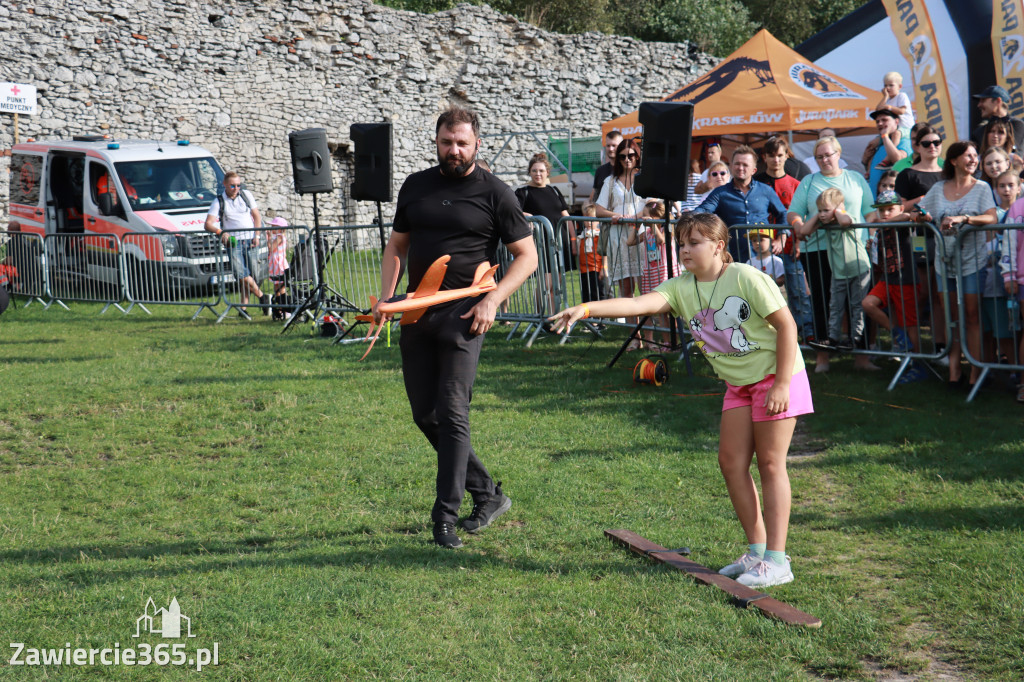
[723,369,814,422]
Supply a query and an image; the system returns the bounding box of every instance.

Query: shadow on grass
[793,502,1023,532]
[0,354,113,363]
[794,444,1024,484]
[0,529,662,586]
[0,338,67,345]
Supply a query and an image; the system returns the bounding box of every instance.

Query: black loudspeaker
[350,122,393,202]
[633,102,694,200]
[288,128,334,194]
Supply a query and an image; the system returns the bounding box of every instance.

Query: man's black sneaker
[461,483,512,534]
[432,522,463,548]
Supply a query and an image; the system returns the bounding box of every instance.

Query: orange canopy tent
[602,29,879,140]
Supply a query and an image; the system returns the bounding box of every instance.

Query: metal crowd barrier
[553,214,680,347]
[490,215,562,346]
[10,216,1020,403]
[731,221,952,389]
[0,230,46,307]
[955,224,1024,402]
[122,230,223,318]
[214,225,312,322]
[319,223,393,321]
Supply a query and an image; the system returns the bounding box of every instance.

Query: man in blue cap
[971,85,1024,149]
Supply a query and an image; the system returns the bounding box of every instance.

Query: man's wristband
[581,305,591,320]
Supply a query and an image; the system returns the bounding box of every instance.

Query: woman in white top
[915,140,998,387]
[595,138,648,345]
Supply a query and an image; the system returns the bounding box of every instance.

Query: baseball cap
[747,226,774,240]
[972,85,1010,103]
[869,107,897,121]
[872,189,901,208]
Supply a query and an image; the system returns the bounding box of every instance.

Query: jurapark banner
[992,0,1024,119]
[880,0,959,143]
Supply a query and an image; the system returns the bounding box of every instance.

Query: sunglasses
[227,184,242,188]
[710,171,728,177]
[919,139,942,148]
[617,152,639,160]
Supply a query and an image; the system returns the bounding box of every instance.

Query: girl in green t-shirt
[550,213,813,589]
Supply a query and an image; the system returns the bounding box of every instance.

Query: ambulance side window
[90,161,124,219]
[10,153,42,206]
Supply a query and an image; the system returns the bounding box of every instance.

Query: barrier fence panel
[752,221,954,388]
[554,215,682,349]
[43,233,123,311]
[319,224,394,323]
[121,230,225,318]
[216,225,320,323]
[0,230,46,307]
[955,224,1024,402]
[494,216,559,346]
[737,221,946,379]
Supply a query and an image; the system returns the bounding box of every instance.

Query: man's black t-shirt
[592,162,613,199]
[394,165,531,291]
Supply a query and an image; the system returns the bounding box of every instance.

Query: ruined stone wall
[0,0,715,226]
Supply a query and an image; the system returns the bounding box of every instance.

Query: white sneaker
[718,552,762,578]
[736,556,794,588]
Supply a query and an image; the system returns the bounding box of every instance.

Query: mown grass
[0,302,1021,680]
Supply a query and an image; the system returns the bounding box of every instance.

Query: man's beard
[438,150,476,177]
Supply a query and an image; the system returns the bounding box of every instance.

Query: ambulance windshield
[114,157,224,211]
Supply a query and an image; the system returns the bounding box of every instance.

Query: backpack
[216,188,254,226]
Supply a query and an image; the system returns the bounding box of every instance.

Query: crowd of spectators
[517,74,1024,402]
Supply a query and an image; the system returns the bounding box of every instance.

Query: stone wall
[0,0,716,227]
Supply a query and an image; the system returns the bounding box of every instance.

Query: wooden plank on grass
[605,529,822,628]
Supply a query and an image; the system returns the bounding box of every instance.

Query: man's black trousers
[399,297,497,525]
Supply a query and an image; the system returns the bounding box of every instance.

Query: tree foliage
[608,0,756,56]
[373,0,870,56]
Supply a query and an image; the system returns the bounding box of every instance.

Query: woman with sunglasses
[895,126,948,360]
[595,138,649,346]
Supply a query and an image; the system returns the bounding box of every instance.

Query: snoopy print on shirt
[688,295,760,357]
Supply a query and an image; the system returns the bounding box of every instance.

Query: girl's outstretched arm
[763,305,798,415]
[548,292,672,333]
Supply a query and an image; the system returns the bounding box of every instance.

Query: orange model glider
[357,255,499,360]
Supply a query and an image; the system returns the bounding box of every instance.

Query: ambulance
[7,135,242,296]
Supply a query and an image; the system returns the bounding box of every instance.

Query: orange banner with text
[992,0,1024,119]
[881,0,958,144]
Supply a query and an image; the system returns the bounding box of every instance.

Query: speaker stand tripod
[607,212,693,377]
[281,193,360,333]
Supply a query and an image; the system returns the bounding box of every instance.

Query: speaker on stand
[350,122,393,251]
[609,102,695,373]
[282,128,359,333]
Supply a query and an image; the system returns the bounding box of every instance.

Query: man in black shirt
[589,130,623,203]
[375,106,538,549]
[970,85,1024,150]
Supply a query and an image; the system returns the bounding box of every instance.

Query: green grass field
[0,303,1021,680]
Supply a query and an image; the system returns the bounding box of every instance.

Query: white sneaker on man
[736,556,794,588]
[718,552,762,578]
